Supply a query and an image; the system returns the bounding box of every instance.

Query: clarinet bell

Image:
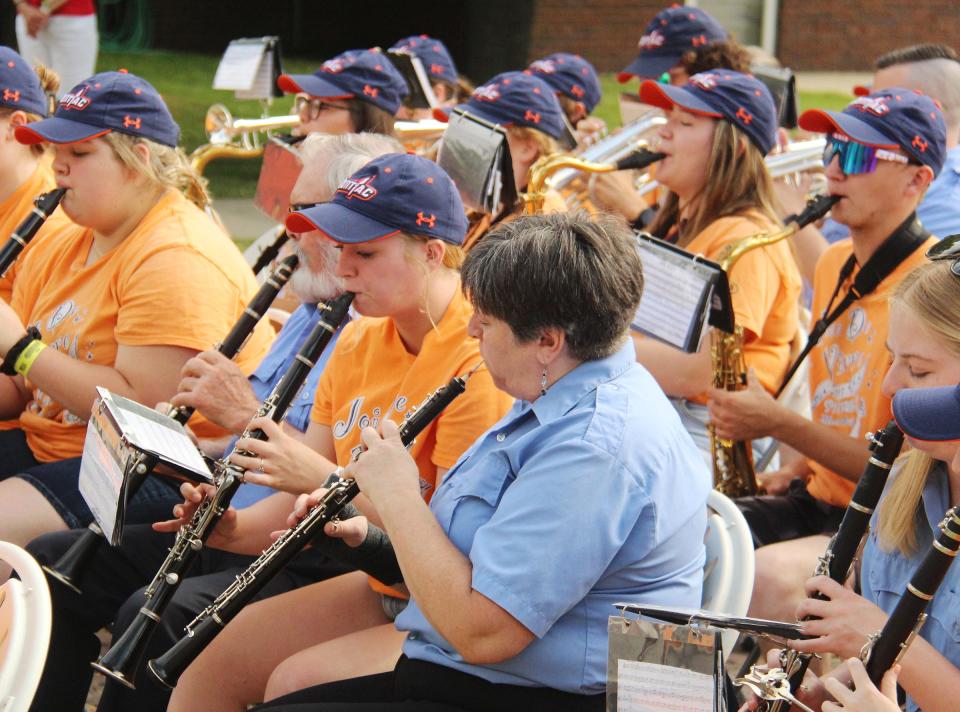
[91,609,162,690]
[42,525,105,594]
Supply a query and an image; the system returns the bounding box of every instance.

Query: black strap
[775,213,930,398]
[0,326,41,376]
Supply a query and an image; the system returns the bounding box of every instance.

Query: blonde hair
[103,132,210,209]
[401,233,465,333]
[649,120,781,244]
[878,261,960,555]
[507,125,561,163]
[0,62,60,157]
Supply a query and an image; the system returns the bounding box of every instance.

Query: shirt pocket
[927,579,960,651]
[443,457,514,553]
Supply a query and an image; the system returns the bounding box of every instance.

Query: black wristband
[1,326,40,376]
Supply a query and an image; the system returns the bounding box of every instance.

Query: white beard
[289,241,342,303]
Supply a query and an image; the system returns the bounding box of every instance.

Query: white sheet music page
[78,406,126,543]
[100,389,211,480]
[633,243,711,350]
[616,660,713,711]
[213,39,267,92]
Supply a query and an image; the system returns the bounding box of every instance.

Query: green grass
[97,50,852,198]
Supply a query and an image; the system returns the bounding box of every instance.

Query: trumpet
[394,118,447,155]
[189,104,301,174]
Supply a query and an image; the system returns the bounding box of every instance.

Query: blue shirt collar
[944,145,960,176]
[529,340,635,425]
[921,460,953,530]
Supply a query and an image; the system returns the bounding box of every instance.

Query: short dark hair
[679,40,752,76]
[461,212,644,362]
[875,44,958,69]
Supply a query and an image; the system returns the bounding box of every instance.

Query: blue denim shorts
[0,428,183,529]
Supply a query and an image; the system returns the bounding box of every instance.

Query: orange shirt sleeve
[431,365,512,469]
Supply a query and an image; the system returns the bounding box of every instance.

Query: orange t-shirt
[0,161,73,304]
[311,287,514,595]
[10,190,274,461]
[682,211,802,403]
[805,237,936,507]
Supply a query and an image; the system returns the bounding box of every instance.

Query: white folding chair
[0,542,52,712]
[702,490,755,657]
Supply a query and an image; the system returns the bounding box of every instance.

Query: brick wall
[527,0,664,73]
[777,0,960,70]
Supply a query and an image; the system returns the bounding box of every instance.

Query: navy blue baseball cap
[285,153,467,246]
[641,70,777,154]
[893,384,960,442]
[436,71,566,141]
[619,5,727,83]
[278,48,409,116]
[527,53,602,114]
[15,70,180,147]
[799,89,947,176]
[390,35,459,87]
[0,46,48,117]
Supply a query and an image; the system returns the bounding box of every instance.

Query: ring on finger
[259,457,265,473]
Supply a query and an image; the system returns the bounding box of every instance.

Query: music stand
[213,36,284,101]
[631,233,735,353]
[752,65,799,129]
[388,50,439,110]
[437,108,517,216]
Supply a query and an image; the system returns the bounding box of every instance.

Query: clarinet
[91,291,354,689]
[0,187,66,276]
[737,421,905,712]
[863,506,960,685]
[148,367,476,688]
[43,254,300,595]
[250,229,290,277]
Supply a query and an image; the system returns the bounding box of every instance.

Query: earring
[540,367,548,397]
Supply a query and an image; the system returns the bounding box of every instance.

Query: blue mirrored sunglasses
[822,134,909,175]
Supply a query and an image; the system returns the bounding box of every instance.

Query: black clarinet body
[865,506,960,685]
[757,422,905,711]
[250,229,291,277]
[91,291,353,689]
[148,371,471,688]
[43,254,300,595]
[0,187,66,277]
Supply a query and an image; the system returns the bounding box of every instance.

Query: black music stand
[388,50,439,110]
[437,108,517,216]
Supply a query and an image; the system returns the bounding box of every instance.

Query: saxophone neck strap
[775,213,930,398]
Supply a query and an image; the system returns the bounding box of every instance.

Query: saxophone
[709,194,839,497]
[521,145,664,215]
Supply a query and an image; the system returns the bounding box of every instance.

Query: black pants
[252,655,605,712]
[736,479,846,548]
[27,523,351,712]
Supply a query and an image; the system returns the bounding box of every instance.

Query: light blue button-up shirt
[861,460,960,712]
[231,303,345,509]
[396,341,711,694]
[917,145,960,240]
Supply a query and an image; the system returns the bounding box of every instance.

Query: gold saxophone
[521,145,665,215]
[709,194,839,497]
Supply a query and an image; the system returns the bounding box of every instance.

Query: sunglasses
[927,234,960,277]
[294,95,352,121]
[822,133,910,175]
[288,202,320,213]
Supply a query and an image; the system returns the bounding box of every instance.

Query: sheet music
[236,50,275,100]
[78,409,126,543]
[616,660,713,711]
[633,243,712,350]
[100,389,211,480]
[213,40,266,92]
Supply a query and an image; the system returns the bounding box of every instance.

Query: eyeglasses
[926,234,960,277]
[822,133,909,175]
[293,95,352,121]
[288,202,320,213]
